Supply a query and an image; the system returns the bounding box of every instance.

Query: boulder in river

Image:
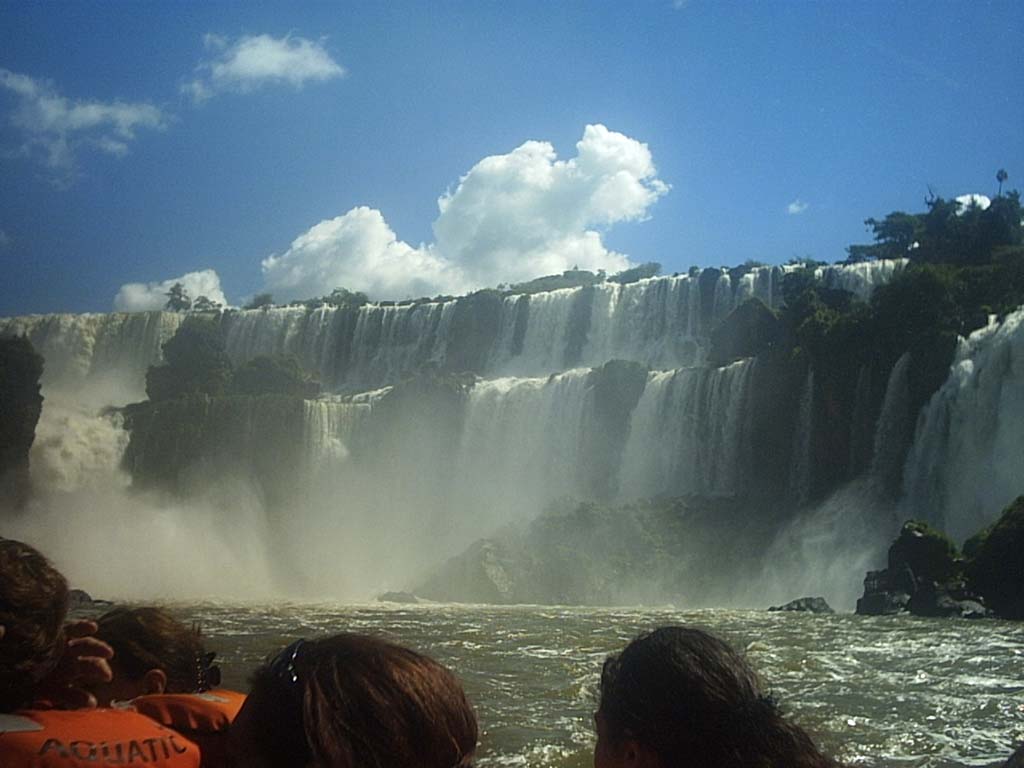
[768,597,833,613]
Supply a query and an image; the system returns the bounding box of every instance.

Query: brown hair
[94,607,209,693]
[598,626,842,768]
[0,537,69,712]
[245,633,478,768]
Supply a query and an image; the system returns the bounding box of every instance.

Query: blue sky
[0,1,1021,314]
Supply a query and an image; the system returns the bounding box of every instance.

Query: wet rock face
[768,597,834,614]
[887,521,958,585]
[707,298,784,366]
[855,570,911,616]
[856,519,992,619]
[0,336,44,507]
[966,496,1024,620]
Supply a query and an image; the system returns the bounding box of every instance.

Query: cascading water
[901,306,1024,541]
[619,359,757,499]
[453,369,592,531]
[788,369,815,505]
[0,258,918,600]
[2,260,904,397]
[0,311,182,401]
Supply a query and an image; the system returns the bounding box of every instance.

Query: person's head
[595,626,839,768]
[91,606,214,706]
[228,633,478,768]
[0,537,69,712]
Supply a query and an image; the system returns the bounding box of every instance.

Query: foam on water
[123,602,1024,768]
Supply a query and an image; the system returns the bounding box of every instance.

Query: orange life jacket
[128,690,245,768]
[0,707,201,768]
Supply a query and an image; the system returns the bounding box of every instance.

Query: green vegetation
[230,355,319,398]
[164,282,192,311]
[888,520,960,584]
[846,190,1021,266]
[145,317,233,401]
[707,298,783,365]
[965,496,1024,619]
[125,321,322,496]
[163,282,222,312]
[762,184,1024,498]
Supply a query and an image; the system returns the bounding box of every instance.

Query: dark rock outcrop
[887,520,958,584]
[768,597,833,614]
[415,497,780,606]
[966,496,1024,620]
[0,335,44,507]
[856,570,911,616]
[708,298,784,365]
[857,520,990,618]
[416,539,520,605]
[905,580,989,619]
[579,360,649,499]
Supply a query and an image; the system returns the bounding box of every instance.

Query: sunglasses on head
[268,638,306,689]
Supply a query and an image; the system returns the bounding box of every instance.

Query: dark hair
[598,626,841,768]
[0,538,69,712]
[245,633,478,768]
[94,606,214,693]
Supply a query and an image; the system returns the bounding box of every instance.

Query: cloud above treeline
[114,269,227,312]
[0,67,164,181]
[262,124,670,302]
[183,33,346,103]
[787,199,808,215]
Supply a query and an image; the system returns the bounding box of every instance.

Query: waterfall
[1,260,905,398]
[788,369,814,504]
[619,359,757,499]
[220,301,454,391]
[302,396,374,468]
[453,369,592,531]
[870,351,912,489]
[0,311,182,401]
[901,307,1024,541]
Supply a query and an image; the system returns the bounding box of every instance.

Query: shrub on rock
[888,520,959,584]
[967,496,1024,620]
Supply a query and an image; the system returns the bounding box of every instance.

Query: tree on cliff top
[164,282,192,312]
[847,190,1022,266]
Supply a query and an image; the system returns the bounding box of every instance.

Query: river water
[136,602,1024,767]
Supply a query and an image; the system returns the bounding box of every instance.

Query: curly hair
[598,626,842,768]
[0,538,69,712]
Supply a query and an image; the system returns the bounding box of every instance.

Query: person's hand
[33,620,114,709]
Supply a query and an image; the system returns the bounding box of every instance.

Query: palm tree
[997,168,1008,197]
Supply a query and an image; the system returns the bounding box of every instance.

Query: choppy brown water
[114,602,1024,767]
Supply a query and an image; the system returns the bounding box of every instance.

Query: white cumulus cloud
[262,207,463,301]
[114,269,227,312]
[184,33,346,103]
[955,193,991,215]
[0,68,164,180]
[262,124,669,302]
[787,199,809,215]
